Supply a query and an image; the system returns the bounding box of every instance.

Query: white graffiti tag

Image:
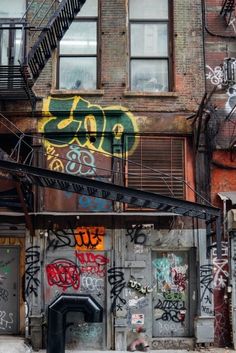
[213,259,229,289]
[205,65,224,85]
[0,311,13,330]
[229,18,236,34]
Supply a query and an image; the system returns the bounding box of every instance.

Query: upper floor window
[0,0,25,19]
[129,0,170,92]
[58,0,98,90]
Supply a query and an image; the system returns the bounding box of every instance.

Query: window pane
[77,0,98,17]
[59,57,96,90]
[131,23,168,57]
[60,22,97,55]
[130,0,168,19]
[0,0,25,18]
[0,29,9,65]
[14,29,23,64]
[131,60,168,92]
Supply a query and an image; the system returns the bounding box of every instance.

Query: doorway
[0,246,20,334]
[152,249,196,337]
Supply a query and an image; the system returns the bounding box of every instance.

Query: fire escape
[0,0,86,108]
[0,0,222,258]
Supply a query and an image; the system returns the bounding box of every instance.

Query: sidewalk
[0,336,235,353]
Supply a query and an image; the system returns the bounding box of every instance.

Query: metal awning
[0,158,222,257]
[218,192,236,205]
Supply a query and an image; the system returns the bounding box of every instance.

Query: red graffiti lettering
[75,252,109,277]
[46,259,80,291]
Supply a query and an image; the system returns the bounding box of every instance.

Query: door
[0,246,19,334]
[152,250,196,337]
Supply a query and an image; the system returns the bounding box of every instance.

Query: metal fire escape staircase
[220,0,235,24]
[0,114,222,258]
[0,0,86,108]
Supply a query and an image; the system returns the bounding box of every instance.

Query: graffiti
[200,264,213,304]
[46,144,64,172]
[47,226,105,251]
[163,291,184,301]
[154,299,186,322]
[171,268,187,291]
[81,275,104,292]
[202,306,214,315]
[0,311,13,330]
[76,252,109,277]
[66,145,96,176]
[40,96,138,156]
[212,242,231,347]
[107,267,126,311]
[78,195,113,212]
[128,279,153,295]
[75,227,105,250]
[205,65,224,85]
[152,338,192,350]
[25,246,40,297]
[69,323,103,341]
[157,321,185,335]
[152,254,188,293]
[128,297,149,309]
[229,18,236,33]
[214,301,231,347]
[46,259,80,291]
[0,287,8,302]
[126,225,148,245]
[213,259,229,289]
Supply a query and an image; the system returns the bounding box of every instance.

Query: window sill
[50,89,105,96]
[123,91,179,98]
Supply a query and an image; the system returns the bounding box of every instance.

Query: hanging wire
[0,112,213,206]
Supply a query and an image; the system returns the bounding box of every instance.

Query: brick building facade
[0,0,234,351]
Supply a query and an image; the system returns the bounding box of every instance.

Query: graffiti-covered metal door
[0,246,19,334]
[152,250,196,337]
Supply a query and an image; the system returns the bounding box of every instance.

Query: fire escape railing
[0,0,86,108]
[220,0,235,25]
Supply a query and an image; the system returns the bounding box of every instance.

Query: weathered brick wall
[2,0,206,134]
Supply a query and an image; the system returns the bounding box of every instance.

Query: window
[126,137,185,200]
[0,0,25,66]
[0,0,25,19]
[58,0,98,90]
[129,0,170,92]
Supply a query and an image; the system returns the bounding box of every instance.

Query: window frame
[128,0,172,93]
[57,1,100,90]
[125,136,187,210]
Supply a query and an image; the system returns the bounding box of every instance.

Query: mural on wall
[39,96,139,212]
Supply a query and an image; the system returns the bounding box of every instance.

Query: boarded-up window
[126,136,185,199]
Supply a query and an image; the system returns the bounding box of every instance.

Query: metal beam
[0,159,222,257]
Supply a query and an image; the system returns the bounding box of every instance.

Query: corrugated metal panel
[126,136,185,199]
[0,223,26,237]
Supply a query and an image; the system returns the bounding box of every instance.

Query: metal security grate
[126,136,185,199]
